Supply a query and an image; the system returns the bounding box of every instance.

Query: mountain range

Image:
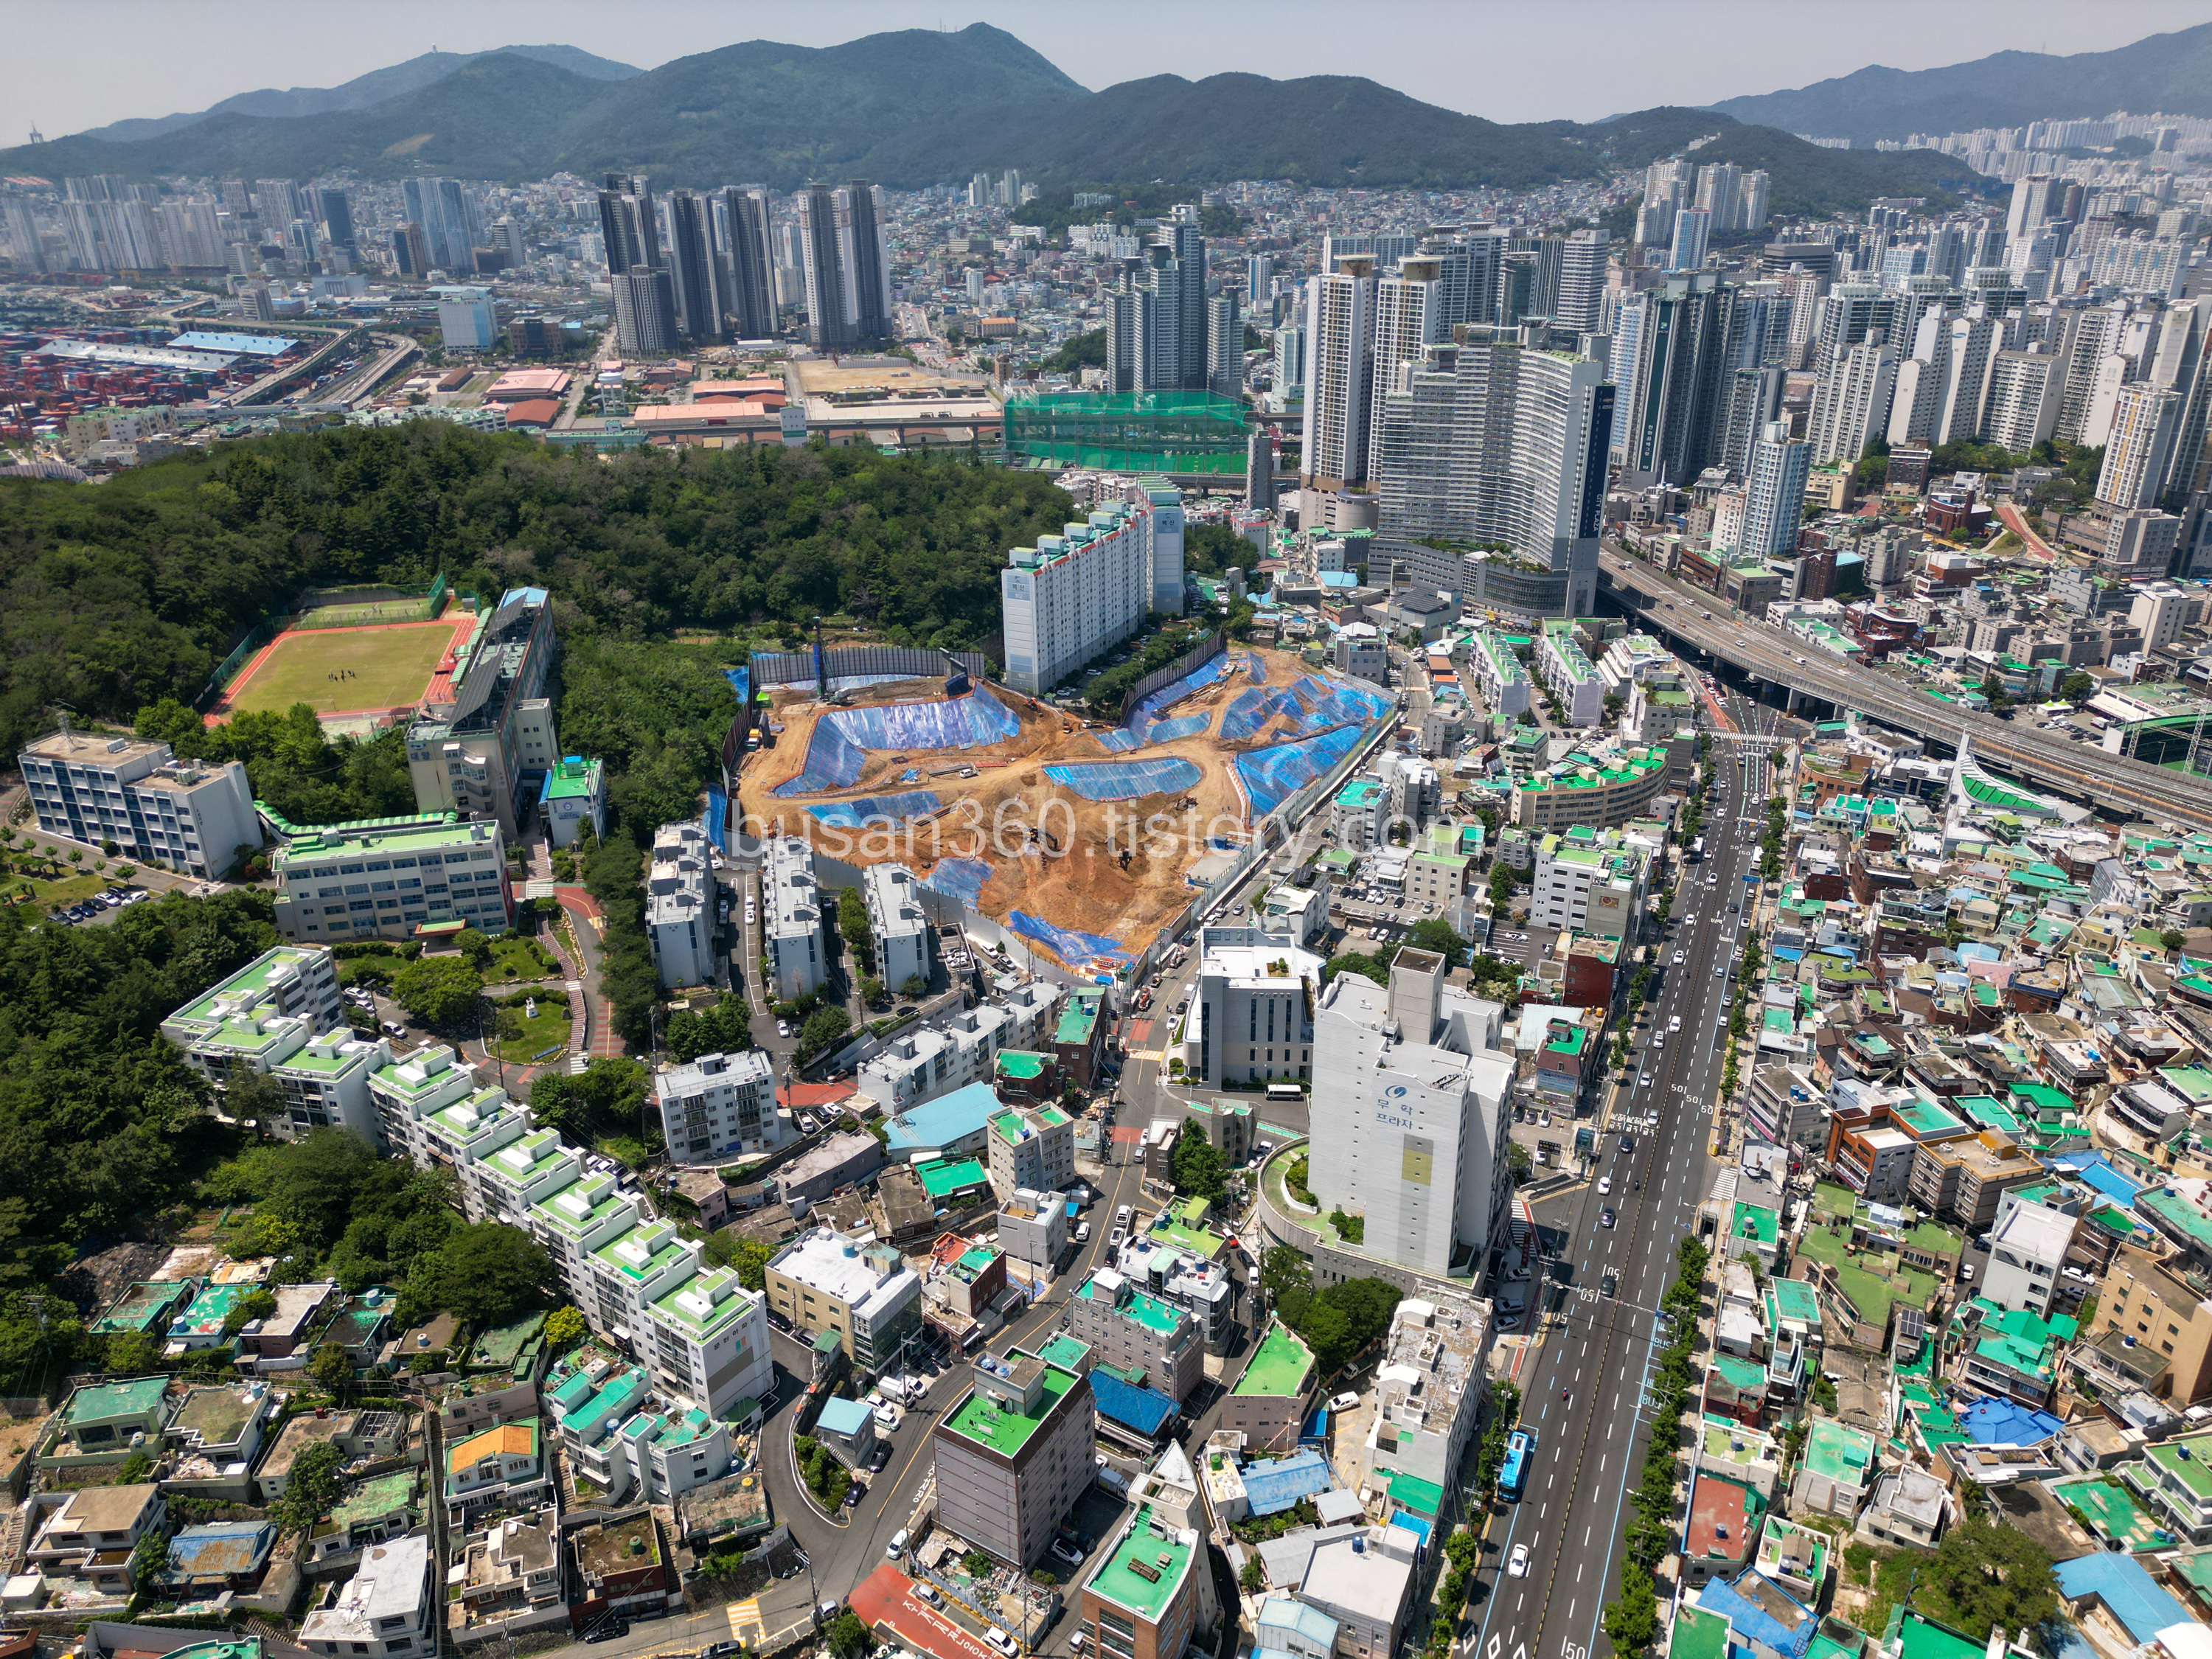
[72,44,641,146]
[0,23,1980,210]
[1710,21,2212,147]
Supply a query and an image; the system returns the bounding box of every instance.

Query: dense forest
[0,422,1075,762]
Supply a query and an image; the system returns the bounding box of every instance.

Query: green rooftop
[2146,1430,2212,1501]
[1034,1332,1089,1371]
[1235,1321,1315,1398]
[995,1054,1048,1083]
[1804,1418,1876,1487]
[542,757,601,801]
[942,1363,1079,1457]
[915,1157,988,1199]
[1728,1203,1779,1248]
[1054,996,1101,1047]
[1672,1607,1731,1659]
[1891,1611,1989,1659]
[1087,1506,1194,1622]
[167,945,327,1026]
[67,1374,172,1423]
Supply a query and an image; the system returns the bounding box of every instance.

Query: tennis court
[218,617,465,719]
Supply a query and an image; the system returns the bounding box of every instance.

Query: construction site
[731,646,1394,975]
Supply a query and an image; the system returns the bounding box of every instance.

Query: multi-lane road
[1599,544,2212,832]
[1466,698,1770,1659]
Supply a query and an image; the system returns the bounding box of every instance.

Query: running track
[208,613,476,726]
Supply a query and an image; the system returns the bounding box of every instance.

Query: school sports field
[217,617,465,720]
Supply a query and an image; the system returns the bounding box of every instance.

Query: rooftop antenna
[27,125,44,145]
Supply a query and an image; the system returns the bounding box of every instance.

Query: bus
[1688,836,1705,863]
[1499,1429,1534,1501]
[1265,1082,1304,1103]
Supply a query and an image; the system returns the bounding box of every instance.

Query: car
[380,1021,408,1038]
[799,1113,820,1134]
[1597,1175,1612,1194]
[914,1582,939,1604]
[1601,1208,1616,1228]
[843,1480,866,1507]
[1115,1204,1132,1225]
[584,1624,630,1644]
[874,1403,902,1430]
[1051,1537,1086,1568]
[986,1630,1020,1658]
[1669,1015,1682,1032]
[776,1020,790,1038]
[1508,1543,1531,1578]
[1618,1132,1636,1152]
[1329,1391,1361,1413]
[869,1441,893,1472]
[886,1528,910,1559]
[1108,1225,1126,1247]
[702,1645,744,1659]
[1075,1220,1092,1243]
[1602,1271,1619,1298]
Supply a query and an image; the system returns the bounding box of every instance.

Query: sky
[10,0,2212,141]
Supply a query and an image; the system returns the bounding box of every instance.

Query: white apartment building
[1806,340,1897,467]
[160,946,389,1140]
[18,729,258,878]
[647,821,717,990]
[1001,493,1183,695]
[2100,383,2183,509]
[999,1188,1068,1271]
[1181,925,1326,1090]
[1983,1202,2075,1318]
[1330,776,1388,849]
[1739,422,1810,564]
[1332,625,1388,685]
[1980,347,2064,454]
[1469,632,1531,720]
[1377,752,1441,830]
[644,1264,775,1420]
[863,863,932,992]
[655,1048,781,1164]
[299,1534,431,1659]
[268,813,509,943]
[2132,582,2196,653]
[987,1103,1077,1202]
[1301,261,1377,492]
[1534,623,1606,727]
[765,1229,925,1371]
[855,981,1062,1110]
[547,1355,737,1506]
[1307,950,1514,1279]
[762,835,827,1000]
[1531,832,1648,934]
[1062,1267,1204,1402]
[1366,1294,1492,1491]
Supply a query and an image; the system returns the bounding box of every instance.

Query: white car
[874,1402,902,1430]
[1672,951,1686,965]
[1669,1015,1683,1032]
[986,1631,1019,1658]
[1508,1543,1530,1578]
[1329,1391,1361,1413]
[1598,1176,1612,1194]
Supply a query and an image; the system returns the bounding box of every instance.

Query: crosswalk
[726,1597,765,1644]
[1125,1048,1164,1062]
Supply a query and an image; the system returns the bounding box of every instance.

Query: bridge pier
[1785,685,1801,715]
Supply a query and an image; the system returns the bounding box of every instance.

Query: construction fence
[748,644,988,689]
[1116,630,1225,727]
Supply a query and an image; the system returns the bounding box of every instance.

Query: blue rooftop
[1957,1396,2064,1445]
[1695,1571,1815,1659]
[883,1082,1004,1158]
[2053,1552,2189,1644]
[2054,1153,2143,1207]
[170,330,296,355]
[1320,571,1357,589]
[1240,1446,1335,1517]
[1090,1368,1178,1438]
[1256,1599,1339,1651]
[816,1396,873,1436]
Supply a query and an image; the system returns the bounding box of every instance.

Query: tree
[1401,916,1467,964]
[543,1305,588,1352]
[705,1231,776,1291]
[224,1066,288,1139]
[1913,1516,2059,1644]
[308,1342,354,1394]
[826,1610,872,1659]
[1262,1245,1312,1323]
[2161,928,2186,955]
[269,1439,347,1535]
[838,886,875,975]
[454,926,494,970]
[2059,671,2094,703]
[1604,1562,1661,1652]
[393,953,485,1027]
[129,1527,177,1593]
[407,1222,550,1326]
[222,1287,278,1337]
[667,994,754,1062]
[797,1004,852,1061]
[1296,1300,1355,1374]
[102,1328,165,1375]
[1239,1555,1265,1593]
[1171,1130,1227,1202]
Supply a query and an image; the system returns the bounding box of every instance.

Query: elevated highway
[1596,546,2212,832]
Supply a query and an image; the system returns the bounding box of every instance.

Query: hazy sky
[11,0,2212,141]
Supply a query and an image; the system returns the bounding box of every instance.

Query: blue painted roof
[2055,1152,2143,1206]
[1240,1446,1335,1517]
[816,1396,873,1436]
[171,330,296,355]
[1956,1395,2064,1445]
[883,1082,1003,1155]
[1089,1368,1178,1438]
[1695,1571,1815,1659]
[1256,1599,1339,1649]
[2053,1552,2189,1644]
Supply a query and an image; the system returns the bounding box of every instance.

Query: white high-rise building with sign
[1306,949,1515,1279]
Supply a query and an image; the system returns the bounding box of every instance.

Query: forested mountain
[0,22,1976,210]
[73,44,641,145]
[1709,23,2212,147]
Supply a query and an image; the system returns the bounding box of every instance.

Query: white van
[887,1528,909,1559]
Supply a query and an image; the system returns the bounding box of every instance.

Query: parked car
[1597,1176,1612,1194]
[1329,1391,1361,1413]
[1051,1538,1085,1568]
[986,1631,1019,1658]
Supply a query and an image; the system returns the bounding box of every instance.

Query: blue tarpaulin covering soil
[807,790,945,829]
[1093,727,1146,754]
[920,858,991,907]
[1235,724,1368,818]
[1043,757,1202,801]
[1221,673,1392,743]
[1146,713,1211,742]
[703,788,730,851]
[772,689,1019,797]
[1009,911,1133,973]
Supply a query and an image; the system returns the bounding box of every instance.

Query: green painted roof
[1235,1321,1315,1398]
[916,1157,988,1199]
[1087,1506,1195,1622]
[941,1363,1079,1458]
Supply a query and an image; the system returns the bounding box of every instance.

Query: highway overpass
[1596,546,2212,832]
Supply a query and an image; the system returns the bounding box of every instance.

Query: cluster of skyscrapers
[597,173,779,355]
[1101,217,1239,398]
[5,174,359,277]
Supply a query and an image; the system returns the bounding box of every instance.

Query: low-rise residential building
[858,984,1063,1112]
[2087,1244,2212,1405]
[1079,1503,1203,1659]
[1294,1526,1419,1659]
[1223,1321,1315,1453]
[764,1228,924,1371]
[1062,1268,1204,1402]
[932,1352,1094,1565]
[1366,1294,1491,1494]
[538,756,606,849]
[763,834,827,1000]
[988,1102,1077,1201]
[1180,925,1326,1091]
[654,1048,781,1164]
[18,728,259,878]
[863,863,933,992]
[999,1188,1068,1272]
[1984,1202,2076,1318]
[299,1534,432,1659]
[647,821,717,990]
